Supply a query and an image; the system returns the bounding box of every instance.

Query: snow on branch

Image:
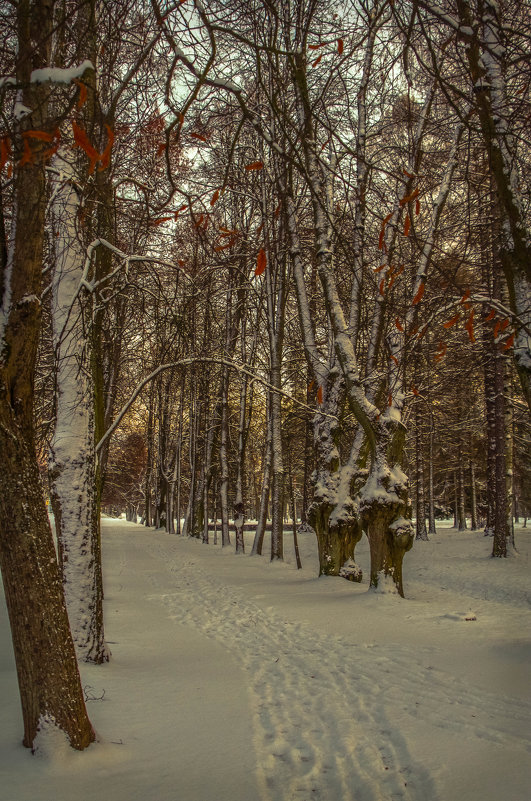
[30,60,94,85]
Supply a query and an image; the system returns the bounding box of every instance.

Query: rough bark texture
[0,0,95,750]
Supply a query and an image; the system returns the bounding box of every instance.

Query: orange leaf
[210,189,220,206]
[484,308,496,321]
[379,278,386,295]
[403,213,411,236]
[443,313,460,329]
[412,282,425,305]
[317,385,323,404]
[98,124,114,171]
[400,187,419,206]
[434,342,447,362]
[395,317,404,332]
[374,263,387,273]
[73,79,88,109]
[190,132,208,142]
[0,136,11,170]
[18,138,34,166]
[493,320,501,338]
[22,129,54,142]
[394,264,405,277]
[255,247,267,276]
[312,54,323,67]
[245,160,263,171]
[337,38,344,55]
[460,290,470,304]
[403,169,414,178]
[503,333,514,350]
[390,354,398,364]
[465,309,476,343]
[72,120,99,173]
[500,317,509,331]
[411,384,419,396]
[214,241,233,252]
[308,379,315,392]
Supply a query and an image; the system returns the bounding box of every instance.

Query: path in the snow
[135,532,531,801]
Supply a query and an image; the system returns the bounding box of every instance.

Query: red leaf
[337,38,344,55]
[395,317,404,332]
[379,278,386,295]
[73,79,88,109]
[411,385,419,396]
[465,309,476,342]
[274,201,281,217]
[403,213,411,236]
[18,138,34,166]
[255,248,267,276]
[374,263,387,273]
[403,169,414,178]
[388,394,393,406]
[195,214,205,227]
[500,317,509,331]
[484,308,496,321]
[157,142,167,157]
[22,129,54,142]
[0,136,11,171]
[503,333,514,350]
[256,222,264,235]
[190,132,208,142]
[72,120,99,173]
[434,342,447,362]
[443,313,460,329]
[312,54,323,67]
[415,197,421,215]
[210,189,220,206]
[219,226,238,236]
[308,43,327,50]
[245,161,263,171]
[400,187,419,207]
[460,290,470,304]
[493,320,501,338]
[412,282,425,305]
[390,354,398,364]
[151,216,173,226]
[317,385,323,404]
[308,379,315,392]
[98,124,114,171]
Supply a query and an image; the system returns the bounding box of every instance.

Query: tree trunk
[0,0,95,749]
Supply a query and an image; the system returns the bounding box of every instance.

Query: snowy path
[140,532,531,801]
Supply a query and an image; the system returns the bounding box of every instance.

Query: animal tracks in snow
[136,536,529,801]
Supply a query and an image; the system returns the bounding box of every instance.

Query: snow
[30,60,94,85]
[1,519,530,801]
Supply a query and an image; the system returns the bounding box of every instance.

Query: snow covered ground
[1,519,530,801]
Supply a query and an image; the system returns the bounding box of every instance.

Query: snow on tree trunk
[48,154,109,664]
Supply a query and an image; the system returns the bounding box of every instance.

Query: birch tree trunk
[48,154,108,663]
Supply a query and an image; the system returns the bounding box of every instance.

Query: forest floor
[1,519,530,801]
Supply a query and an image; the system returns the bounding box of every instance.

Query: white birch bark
[49,152,109,663]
